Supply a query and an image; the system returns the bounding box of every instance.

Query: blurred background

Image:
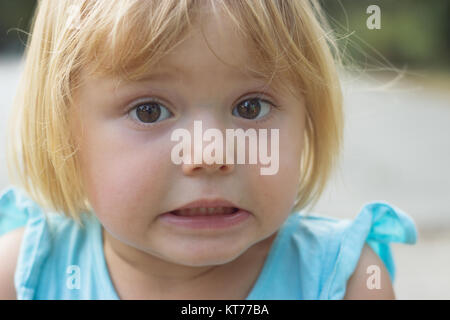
[0,0,449,299]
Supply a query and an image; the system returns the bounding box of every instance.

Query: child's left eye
[232,98,273,120]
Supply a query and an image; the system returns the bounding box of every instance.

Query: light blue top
[0,186,417,300]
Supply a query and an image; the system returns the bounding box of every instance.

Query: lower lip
[158,209,251,229]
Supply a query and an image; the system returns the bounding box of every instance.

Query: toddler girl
[0,0,416,299]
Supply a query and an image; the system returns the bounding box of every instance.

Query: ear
[343,244,396,300]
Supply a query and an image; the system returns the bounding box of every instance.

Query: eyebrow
[136,66,269,83]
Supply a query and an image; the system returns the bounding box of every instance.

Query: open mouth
[170,207,240,216]
[160,203,251,229]
[159,198,251,229]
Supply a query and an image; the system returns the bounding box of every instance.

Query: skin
[71,9,306,299]
[344,244,396,299]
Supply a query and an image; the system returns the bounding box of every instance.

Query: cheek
[78,127,173,228]
[263,134,303,206]
[248,114,305,223]
[278,127,304,204]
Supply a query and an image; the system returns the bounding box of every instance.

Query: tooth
[175,207,240,216]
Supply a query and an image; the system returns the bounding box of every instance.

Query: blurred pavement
[311,70,450,299]
[0,56,23,190]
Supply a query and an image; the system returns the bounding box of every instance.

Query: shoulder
[289,202,416,300]
[0,186,95,299]
[0,226,26,299]
[343,244,395,299]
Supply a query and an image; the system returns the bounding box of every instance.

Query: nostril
[220,164,232,171]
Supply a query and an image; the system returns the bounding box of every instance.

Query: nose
[181,132,235,176]
[182,161,234,176]
[177,119,235,176]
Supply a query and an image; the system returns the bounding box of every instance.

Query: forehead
[137,8,264,82]
[78,4,295,96]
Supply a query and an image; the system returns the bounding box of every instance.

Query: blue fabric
[0,186,417,300]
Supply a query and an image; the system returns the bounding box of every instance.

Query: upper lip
[170,198,244,212]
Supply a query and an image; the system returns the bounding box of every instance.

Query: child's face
[71,11,306,267]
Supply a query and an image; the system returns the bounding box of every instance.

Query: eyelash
[126,95,280,129]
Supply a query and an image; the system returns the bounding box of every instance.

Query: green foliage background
[0,0,448,72]
[321,0,450,71]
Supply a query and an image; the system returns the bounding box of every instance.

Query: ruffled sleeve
[0,186,52,299]
[321,201,417,299]
[0,187,34,236]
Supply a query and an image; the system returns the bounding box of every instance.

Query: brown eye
[232,98,272,120]
[130,101,172,124]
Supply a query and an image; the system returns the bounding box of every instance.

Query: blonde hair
[7,0,343,224]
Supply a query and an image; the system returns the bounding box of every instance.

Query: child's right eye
[128,100,173,125]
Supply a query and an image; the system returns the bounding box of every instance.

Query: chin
[162,242,250,267]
